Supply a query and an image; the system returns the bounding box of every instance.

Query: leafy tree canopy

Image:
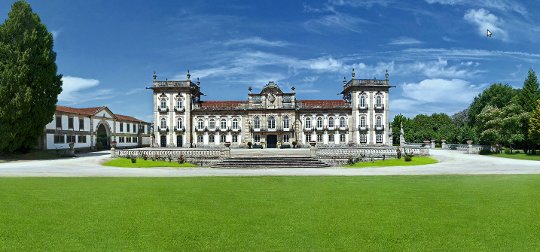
[0,0,62,152]
[468,83,517,126]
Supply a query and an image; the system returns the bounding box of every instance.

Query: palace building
[150,69,392,148]
[41,106,151,150]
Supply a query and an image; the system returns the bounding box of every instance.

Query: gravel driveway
[0,149,538,177]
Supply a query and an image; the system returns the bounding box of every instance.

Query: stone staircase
[211,156,330,168]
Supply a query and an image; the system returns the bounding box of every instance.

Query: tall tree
[0,1,62,152]
[517,69,540,113]
[529,99,540,153]
[468,83,517,126]
[391,114,407,145]
[477,104,529,150]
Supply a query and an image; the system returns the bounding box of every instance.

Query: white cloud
[388,37,423,45]
[464,8,508,40]
[402,78,482,104]
[304,11,370,33]
[307,57,343,71]
[59,76,116,105]
[59,76,100,102]
[425,0,527,15]
[224,37,289,47]
[398,58,481,78]
[51,30,60,40]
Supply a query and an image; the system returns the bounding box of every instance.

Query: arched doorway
[160,135,167,147]
[96,124,110,150]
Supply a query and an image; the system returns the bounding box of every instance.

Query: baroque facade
[41,106,151,150]
[151,69,392,148]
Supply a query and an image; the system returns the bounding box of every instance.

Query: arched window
[305,117,312,129]
[197,119,204,130]
[376,116,382,127]
[360,116,366,127]
[254,116,260,129]
[232,118,238,130]
[283,116,289,129]
[328,117,334,128]
[177,118,183,128]
[209,134,215,143]
[376,95,382,107]
[160,98,167,109]
[339,117,346,128]
[317,117,323,128]
[176,97,183,109]
[268,116,276,129]
[220,119,227,129]
[360,95,366,108]
[209,119,215,129]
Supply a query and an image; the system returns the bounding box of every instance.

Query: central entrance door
[160,135,167,147]
[177,135,183,147]
[267,135,277,148]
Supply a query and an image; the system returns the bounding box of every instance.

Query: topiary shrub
[347,156,355,165]
[504,148,512,154]
[130,156,137,163]
[396,148,402,159]
[404,154,412,162]
[247,142,252,149]
[177,155,185,164]
[142,153,148,160]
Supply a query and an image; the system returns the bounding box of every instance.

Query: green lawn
[102,158,197,168]
[346,156,438,168]
[490,152,540,161]
[1,176,540,251]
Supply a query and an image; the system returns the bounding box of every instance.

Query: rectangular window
[54,134,65,144]
[68,117,74,129]
[56,116,62,128]
[283,134,289,142]
[133,137,138,143]
[329,134,334,143]
[254,135,260,143]
[79,119,84,131]
[376,134,383,143]
[220,134,226,143]
[317,134,323,142]
[67,135,76,143]
[120,123,123,132]
[232,134,238,143]
[209,134,215,143]
[340,134,346,143]
[127,124,130,132]
[306,134,311,142]
[360,134,367,143]
[78,135,87,143]
[197,135,203,143]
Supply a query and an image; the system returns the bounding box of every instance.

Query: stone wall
[111,147,230,166]
[314,146,429,166]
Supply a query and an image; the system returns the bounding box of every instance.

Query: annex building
[151,69,392,148]
[41,106,151,150]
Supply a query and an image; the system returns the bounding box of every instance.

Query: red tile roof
[198,100,247,109]
[299,100,349,108]
[56,105,104,116]
[55,106,148,123]
[115,114,146,123]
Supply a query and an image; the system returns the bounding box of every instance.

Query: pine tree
[517,69,540,112]
[0,1,63,152]
[529,99,540,152]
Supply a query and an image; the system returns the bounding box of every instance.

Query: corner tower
[149,70,203,147]
[341,69,393,145]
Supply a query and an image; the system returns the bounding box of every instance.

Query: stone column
[441,139,447,149]
[431,139,435,149]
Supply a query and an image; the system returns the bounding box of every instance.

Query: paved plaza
[0,149,538,177]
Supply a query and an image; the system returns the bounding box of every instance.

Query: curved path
[0,149,538,177]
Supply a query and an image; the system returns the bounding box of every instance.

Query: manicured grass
[346,156,438,168]
[490,152,540,161]
[102,158,197,168]
[1,176,540,250]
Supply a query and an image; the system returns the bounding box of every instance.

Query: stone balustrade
[314,146,429,166]
[111,147,230,166]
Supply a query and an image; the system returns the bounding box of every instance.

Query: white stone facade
[42,106,151,150]
[151,70,392,148]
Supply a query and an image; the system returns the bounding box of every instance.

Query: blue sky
[2,0,540,121]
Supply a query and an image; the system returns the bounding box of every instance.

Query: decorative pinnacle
[352,68,355,78]
[153,71,157,80]
[196,77,200,86]
[187,69,191,80]
[248,86,252,93]
[385,69,389,81]
[343,76,346,86]
[291,84,295,92]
